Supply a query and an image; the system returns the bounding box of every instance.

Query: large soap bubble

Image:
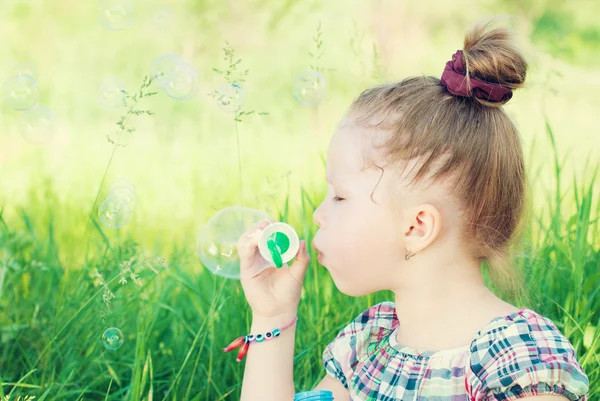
[196,206,300,280]
[292,70,326,106]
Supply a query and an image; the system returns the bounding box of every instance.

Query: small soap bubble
[292,70,326,106]
[99,0,133,31]
[98,195,134,229]
[164,63,198,100]
[12,62,38,82]
[19,106,55,144]
[150,3,173,27]
[102,327,124,350]
[151,55,198,100]
[217,82,245,113]
[150,54,184,88]
[98,76,126,108]
[3,75,38,110]
[98,179,136,229]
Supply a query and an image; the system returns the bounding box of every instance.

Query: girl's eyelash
[332,196,345,202]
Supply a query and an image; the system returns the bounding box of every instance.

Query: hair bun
[462,21,528,107]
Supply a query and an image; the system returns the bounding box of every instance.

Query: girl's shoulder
[337,300,398,333]
[465,305,590,400]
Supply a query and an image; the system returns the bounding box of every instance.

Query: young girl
[230,21,590,401]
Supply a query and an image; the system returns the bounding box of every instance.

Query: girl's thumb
[289,240,310,284]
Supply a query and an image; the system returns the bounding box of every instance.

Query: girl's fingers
[238,220,272,269]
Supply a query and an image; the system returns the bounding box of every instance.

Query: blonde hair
[348,20,531,304]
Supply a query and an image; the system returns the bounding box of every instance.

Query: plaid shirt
[322,301,589,400]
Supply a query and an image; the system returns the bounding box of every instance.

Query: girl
[230,21,590,401]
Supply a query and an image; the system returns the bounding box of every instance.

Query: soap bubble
[3,75,38,110]
[98,180,136,229]
[12,62,38,82]
[196,206,300,280]
[150,3,173,27]
[150,55,198,100]
[109,184,136,209]
[19,106,55,144]
[98,195,134,229]
[151,54,184,87]
[98,76,126,108]
[292,70,326,106]
[197,207,274,279]
[102,327,124,350]
[99,0,133,30]
[216,82,245,113]
[163,63,198,100]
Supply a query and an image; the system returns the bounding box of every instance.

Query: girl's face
[312,120,406,296]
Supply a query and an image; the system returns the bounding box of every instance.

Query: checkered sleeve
[466,313,590,401]
[321,302,388,390]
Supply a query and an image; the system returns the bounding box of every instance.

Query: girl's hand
[237,220,311,318]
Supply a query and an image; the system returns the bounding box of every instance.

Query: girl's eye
[332,196,345,202]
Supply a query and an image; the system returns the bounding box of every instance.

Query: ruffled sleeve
[321,301,396,389]
[466,310,590,401]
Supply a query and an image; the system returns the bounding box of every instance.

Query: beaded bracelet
[222,316,298,362]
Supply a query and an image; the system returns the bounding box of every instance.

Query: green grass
[1,0,599,399]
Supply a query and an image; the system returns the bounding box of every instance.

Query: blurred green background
[1,0,599,400]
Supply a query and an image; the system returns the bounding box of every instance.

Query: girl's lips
[318,252,324,263]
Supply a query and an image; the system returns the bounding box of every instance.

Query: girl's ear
[403,203,442,254]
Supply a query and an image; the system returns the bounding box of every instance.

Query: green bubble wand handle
[258,222,300,269]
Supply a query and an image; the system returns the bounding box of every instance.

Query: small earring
[405,250,416,260]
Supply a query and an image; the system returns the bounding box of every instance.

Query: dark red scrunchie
[440,50,512,103]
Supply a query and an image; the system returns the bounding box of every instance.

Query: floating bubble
[98,76,126,108]
[150,3,173,27]
[164,63,198,100]
[98,185,136,230]
[19,106,55,144]
[99,0,133,30]
[3,75,38,110]
[217,82,245,113]
[292,70,326,106]
[102,327,124,350]
[99,179,136,229]
[109,184,136,210]
[98,197,133,229]
[12,62,38,82]
[150,55,198,100]
[150,54,184,88]
[196,206,300,280]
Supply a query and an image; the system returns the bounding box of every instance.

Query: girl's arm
[313,375,351,400]
[240,311,298,401]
